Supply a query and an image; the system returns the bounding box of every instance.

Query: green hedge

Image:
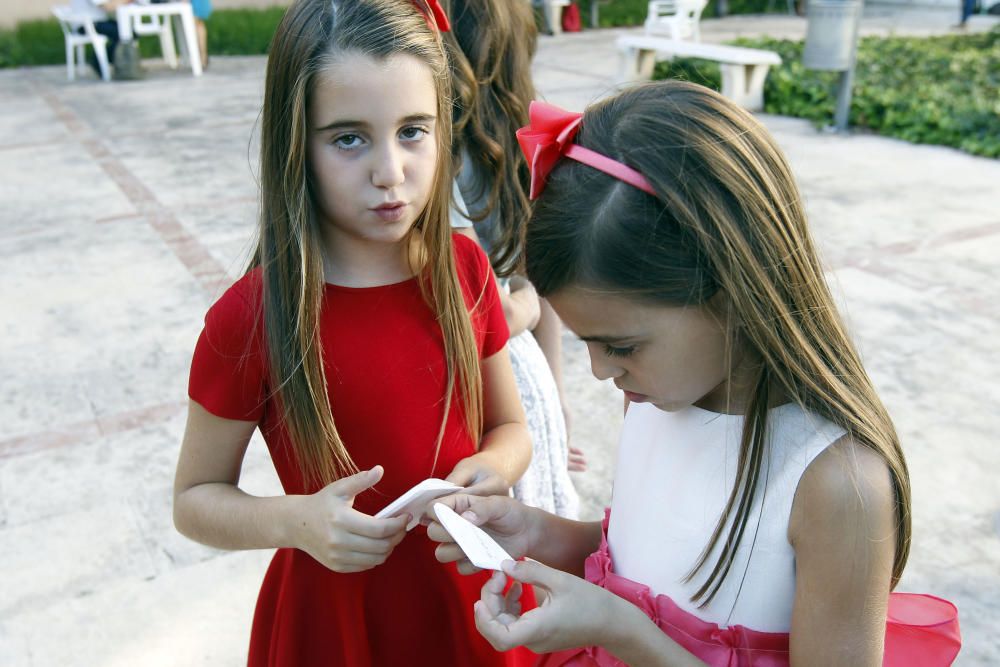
[654,28,1000,158]
[586,0,788,28]
[0,5,286,68]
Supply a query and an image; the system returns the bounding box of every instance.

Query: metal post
[833,0,863,133]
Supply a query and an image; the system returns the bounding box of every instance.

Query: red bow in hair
[412,0,451,31]
[515,100,656,199]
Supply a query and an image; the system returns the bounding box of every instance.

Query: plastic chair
[643,0,709,41]
[52,5,111,82]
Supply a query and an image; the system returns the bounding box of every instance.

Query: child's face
[308,52,439,250]
[548,285,740,414]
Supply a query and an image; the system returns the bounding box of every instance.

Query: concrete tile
[763,115,1000,264]
[1,413,179,528]
[130,428,284,575]
[110,122,260,210]
[174,199,259,281]
[0,141,135,236]
[3,548,269,667]
[59,58,266,141]
[0,503,158,620]
[0,96,71,148]
[0,217,208,439]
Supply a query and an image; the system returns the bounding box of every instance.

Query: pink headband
[516,100,655,200]
[412,0,450,31]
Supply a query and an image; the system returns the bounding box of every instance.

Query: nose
[587,344,625,382]
[371,141,405,189]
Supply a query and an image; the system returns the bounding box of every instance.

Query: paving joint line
[36,84,230,296]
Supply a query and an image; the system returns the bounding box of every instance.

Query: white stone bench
[616,35,782,111]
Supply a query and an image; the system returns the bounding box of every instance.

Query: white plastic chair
[52,5,111,82]
[643,0,709,41]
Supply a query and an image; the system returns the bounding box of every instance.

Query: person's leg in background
[958,0,976,26]
[190,0,211,69]
[81,19,119,76]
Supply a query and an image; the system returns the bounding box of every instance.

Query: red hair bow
[412,0,451,31]
[516,100,656,199]
[516,101,584,200]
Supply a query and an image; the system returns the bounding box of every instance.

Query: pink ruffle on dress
[538,511,961,667]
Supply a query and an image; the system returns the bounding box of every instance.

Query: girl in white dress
[428,82,960,666]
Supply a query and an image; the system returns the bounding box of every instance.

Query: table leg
[116,7,134,41]
[178,7,202,76]
[161,17,178,69]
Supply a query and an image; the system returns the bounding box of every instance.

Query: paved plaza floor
[1,8,998,666]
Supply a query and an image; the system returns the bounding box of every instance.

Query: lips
[371,201,407,222]
[623,390,648,403]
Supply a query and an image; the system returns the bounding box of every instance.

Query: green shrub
[2,18,65,66]
[654,28,1000,158]
[205,6,286,56]
[0,5,287,68]
[581,0,787,29]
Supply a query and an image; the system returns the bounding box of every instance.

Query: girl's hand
[445,454,510,497]
[427,494,536,575]
[293,466,409,573]
[474,560,622,654]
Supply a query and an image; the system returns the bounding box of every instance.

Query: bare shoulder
[789,433,895,546]
[787,434,897,665]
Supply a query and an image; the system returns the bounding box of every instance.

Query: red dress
[189,234,535,666]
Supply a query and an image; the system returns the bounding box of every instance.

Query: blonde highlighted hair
[251,0,482,488]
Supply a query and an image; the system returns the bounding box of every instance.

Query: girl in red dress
[173,0,534,664]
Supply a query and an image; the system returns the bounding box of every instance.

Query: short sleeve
[188,277,267,422]
[453,233,509,359]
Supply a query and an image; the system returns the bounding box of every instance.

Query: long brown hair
[252,0,482,488]
[525,81,910,605]
[440,0,537,276]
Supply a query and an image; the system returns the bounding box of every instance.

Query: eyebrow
[315,113,436,133]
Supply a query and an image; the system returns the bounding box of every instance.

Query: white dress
[607,401,845,632]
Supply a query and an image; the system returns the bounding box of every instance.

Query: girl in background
[443,0,582,519]
[173,0,535,663]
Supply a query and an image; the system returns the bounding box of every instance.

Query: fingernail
[462,511,478,522]
[501,559,515,574]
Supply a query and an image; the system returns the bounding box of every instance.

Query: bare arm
[531,298,563,392]
[173,400,408,571]
[445,347,532,493]
[173,401,297,550]
[788,435,896,666]
[503,276,540,338]
[454,225,539,339]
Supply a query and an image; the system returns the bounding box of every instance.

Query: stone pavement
[1,9,998,666]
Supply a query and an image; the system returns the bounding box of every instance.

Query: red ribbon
[516,100,656,199]
[412,0,450,31]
